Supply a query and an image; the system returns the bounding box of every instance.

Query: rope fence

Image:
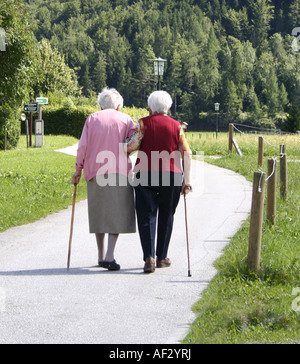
[227,123,290,273]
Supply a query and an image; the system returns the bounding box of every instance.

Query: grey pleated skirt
[87,174,136,234]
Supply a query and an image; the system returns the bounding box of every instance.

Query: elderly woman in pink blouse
[72,87,136,271]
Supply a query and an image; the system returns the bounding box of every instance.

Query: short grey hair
[97,87,124,110]
[147,91,173,114]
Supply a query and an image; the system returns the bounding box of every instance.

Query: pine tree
[289,0,300,28]
[166,43,183,113]
[223,79,242,120]
[81,64,94,95]
[203,26,221,100]
[247,84,261,115]
[249,0,274,48]
[92,52,107,92]
[284,103,300,133]
[134,44,156,107]
[265,68,280,115]
[278,83,289,112]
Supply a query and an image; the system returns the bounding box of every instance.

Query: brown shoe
[156,258,171,268]
[144,257,155,273]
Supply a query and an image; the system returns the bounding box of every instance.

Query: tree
[33,39,81,97]
[248,0,274,48]
[106,26,132,92]
[288,0,300,28]
[253,51,275,107]
[223,7,249,41]
[165,42,183,114]
[223,79,242,120]
[264,68,280,115]
[81,63,94,95]
[133,44,156,107]
[278,83,289,112]
[0,0,38,149]
[199,26,221,104]
[92,51,107,92]
[284,103,300,133]
[247,84,261,115]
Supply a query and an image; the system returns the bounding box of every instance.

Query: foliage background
[1,0,300,150]
[25,0,300,129]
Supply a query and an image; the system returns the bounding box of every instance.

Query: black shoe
[98,261,103,267]
[102,260,120,271]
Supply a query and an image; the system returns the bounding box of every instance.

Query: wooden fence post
[280,144,286,154]
[248,171,266,273]
[229,123,234,152]
[258,136,264,167]
[266,158,277,226]
[280,153,288,199]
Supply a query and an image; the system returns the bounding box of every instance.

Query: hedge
[21,105,148,139]
[42,105,96,139]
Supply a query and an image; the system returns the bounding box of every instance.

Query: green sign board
[23,103,38,113]
[36,97,48,105]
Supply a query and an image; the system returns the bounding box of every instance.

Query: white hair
[147,91,173,114]
[97,87,124,110]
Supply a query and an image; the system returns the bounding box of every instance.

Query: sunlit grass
[0,135,86,232]
[183,132,300,344]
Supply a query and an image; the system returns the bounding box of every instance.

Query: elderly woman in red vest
[127,90,192,273]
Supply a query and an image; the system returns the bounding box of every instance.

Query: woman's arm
[125,120,144,153]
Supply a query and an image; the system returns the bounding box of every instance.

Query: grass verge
[0,135,86,232]
[182,132,300,343]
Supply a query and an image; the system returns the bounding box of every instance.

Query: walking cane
[184,191,192,277]
[67,179,78,271]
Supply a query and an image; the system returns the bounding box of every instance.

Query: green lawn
[0,135,87,232]
[183,132,300,343]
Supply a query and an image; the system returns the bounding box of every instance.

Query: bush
[22,104,148,139]
[0,105,21,150]
[42,105,96,138]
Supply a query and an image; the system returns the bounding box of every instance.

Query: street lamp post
[153,57,167,90]
[214,102,220,139]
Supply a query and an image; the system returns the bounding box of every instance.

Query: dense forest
[1,0,300,145]
[25,0,300,128]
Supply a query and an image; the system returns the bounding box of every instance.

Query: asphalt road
[0,149,252,344]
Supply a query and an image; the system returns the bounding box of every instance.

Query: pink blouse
[76,109,135,182]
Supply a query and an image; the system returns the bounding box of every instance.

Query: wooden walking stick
[184,191,192,277]
[67,179,79,271]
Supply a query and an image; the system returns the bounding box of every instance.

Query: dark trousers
[134,172,182,261]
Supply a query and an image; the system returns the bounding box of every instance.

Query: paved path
[0,146,252,344]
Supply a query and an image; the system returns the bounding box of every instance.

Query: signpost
[23,102,38,113]
[22,98,48,147]
[23,102,38,146]
[35,98,48,148]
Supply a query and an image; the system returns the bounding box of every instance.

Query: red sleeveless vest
[135,114,182,174]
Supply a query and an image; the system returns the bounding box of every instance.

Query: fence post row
[226,124,289,271]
